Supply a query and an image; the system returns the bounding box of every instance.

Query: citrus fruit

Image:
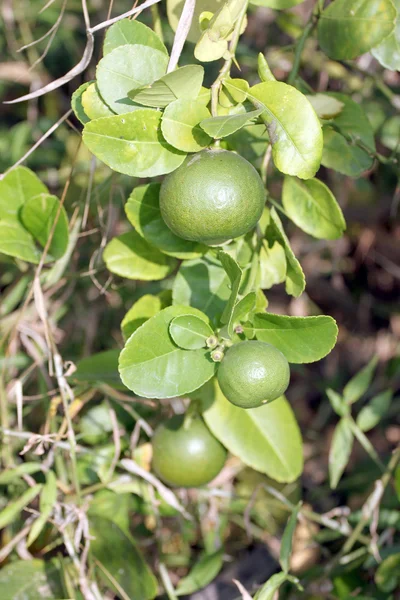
[217,340,290,409]
[151,414,227,487]
[159,149,265,246]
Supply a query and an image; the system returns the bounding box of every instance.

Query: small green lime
[217,340,290,409]
[152,415,227,487]
[159,149,265,246]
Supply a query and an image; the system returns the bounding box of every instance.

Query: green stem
[287,19,316,86]
[159,563,178,600]
[348,417,386,473]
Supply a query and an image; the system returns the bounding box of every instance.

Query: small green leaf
[356,389,392,432]
[282,176,346,240]
[96,44,168,114]
[129,65,204,108]
[326,389,349,417]
[119,306,217,398]
[375,553,400,592]
[83,110,186,178]
[0,220,41,264]
[103,18,168,56]
[170,314,214,350]
[219,251,242,332]
[73,349,125,389]
[329,418,354,489]
[0,484,42,529]
[250,0,305,8]
[167,0,226,44]
[259,240,287,289]
[249,82,322,179]
[343,356,379,405]
[81,82,115,120]
[257,53,276,82]
[372,0,400,70]
[20,193,69,260]
[0,560,64,600]
[253,572,302,599]
[381,115,400,151]
[0,463,43,485]
[71,81,92,124]
[200,108,263,139]
[176,550,224,596]
[318,0,396,60]
[0,166,48,220]
[230,292,256,329]
[306,93,344,120]
[103,231,177,281]
[280,502,301,573]
[27,471,57,546]
[161,98,212,152]
[223,78,249,103]
[121,294,164,340]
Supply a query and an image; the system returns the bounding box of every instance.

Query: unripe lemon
[152,415,227,487]
[217,340,290,409]
[160,149,265,246]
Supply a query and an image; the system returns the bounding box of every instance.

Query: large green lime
[159,149,265,246]
[152,414,227,487]
[217,340,290,409]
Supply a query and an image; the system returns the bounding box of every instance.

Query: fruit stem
[211,0,249,116]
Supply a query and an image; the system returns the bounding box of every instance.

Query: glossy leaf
[282,176,346,240]
[176,550,224,596]
[161,98,212,152]
[201,382,303,482]
[329,418,354,489]
[223,78,249,103]
[27,471,57,546]
[200,108,263,139]
[0,166,48,220]
[167,0,226,43]
[372,0,400,70]
[20,193,69,260]
[0,560,64,600]
[249,82,322,179]
[125,183,204,259]
[119,306,217,398]
[318,0,396,60]
[343,356,378,404]
[172,256,231,327]
[96,44,168,114]
[218,251,242,335]
[170,314,214,350]
[81,82,114,120]
[251,313,338,363]
[103,18,168,56]
[73,349,125,389]
[356,390,392,432]
[0,220,41,264]
[83,110,186,178]
[90,515,158,600]
[280,502,301,573]
[257,53,276,82]
[129,65,204,108]
[103,231,177,281]
[306,94,344,120]
[0,484,42,529]
[230,292,257,329]
[259,240,286,289]
[121,294,164,340]
[71,81,92,124]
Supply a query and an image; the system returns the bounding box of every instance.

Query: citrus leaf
[250,0,305,8]
[167,0,226,43]
[318,0,396,60]
[103,231,177,281]
[125,183,205,259]
[82,110,186,178]
[73,349,125,390]
[176,550,224,596]
[0,560,64,600]
[230,292,257,328]
[282,176,346,240]
[0,220,41,264]
[119,306,217,398]
[81,82,115,120]
[251,313,338,363]
[170,314,214,349]
[381,115,400,151]
[200,108,263,139]
[218,251,242,334]
[249,82,322,179]
[322,128,374,178]
[257,53,276,82]
[259,240,287,289]
[27,471,57,546]
[20,193,69,260]
[201,381,303,482]
[71,81,92,124]
[161,98,212,152]
[356,390,392,432]
[372,0,400,70]
[329,418,354,489]
[305,93,344,120]
[96,44,168,114]
[103,18,168,56]
[121,294,164,340]
[343,356,379,405]
[280,502,301,573]
[0,166,48,220]
[0,484,42,529]
[129,65,204,108]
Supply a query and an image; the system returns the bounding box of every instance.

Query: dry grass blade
[167,0,196,73]
[233,579,253,600]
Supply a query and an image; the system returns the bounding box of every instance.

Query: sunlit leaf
[372,0,400,70]
[329,418,353,489]
[129,65,204,108]
[0,166,48,220]
[81,82,115,120]
[103,18,168,56]
[170,314,214,349]
[20,193,69,260]
[161,98,212,152]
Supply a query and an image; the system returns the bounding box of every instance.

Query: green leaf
[0,560,64,600]
[200,108,263,139]
[125,183,205,259]
[27,471,57,546]
[226,123,269,164]
[376,553,400,592]
[80,403,114,445]
[326,389,349,417]
[161,98,212,152]
[318,0,396,60]
[20,193,69,260]
[253,572,300,600]
[259,240,286,289]
[0,484,42,529]
[194,3,235,62]
[96,44,168,114]
[89,489,135,533]
[172,256,232,327]
[103,18,168,56]
[306,93,344,120]
[129,65,204,108]
[230,292,256,329]
[0,220,41,264]
[73,349,125,389]
[282,176,346,240]
[167,0,226,43]
[0,166,48,220]
[356,390,392,432]
[265,208,305,297]
[322,128,374,178]
[170,314,214,349]
[372,0,400,70]
[201,381,303,482]
[121,294,164,340]
[83,110,186,178]
[222,78,249,103]
[257,53,276,82]
[103,231,177,281]
[119,306,217,398]
[280,502,301,573]
[250,0,305,8]
[251,313,338,363]
[90,515,158,600]
[329,418,354,489]
[81,82,115,120]
[0,463,43,485]
[218,251,242,336]
[381,115,400,151]
[71,81,92,124]
[249,82,322,179]
[343,356,378,405]
[176,550,224,596]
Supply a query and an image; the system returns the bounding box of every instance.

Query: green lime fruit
[159,149,265,246]
[152,414,227,487]
[217,340,290,409]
